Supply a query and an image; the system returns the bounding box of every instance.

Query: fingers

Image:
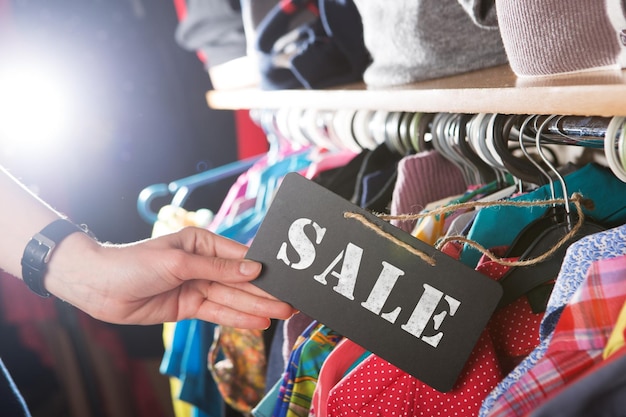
[224,280,283,300]
[173,227,252,260]
[152,227,299,328]
[162,228,266,283]
[182,280,297,329]
[172,252,263,286]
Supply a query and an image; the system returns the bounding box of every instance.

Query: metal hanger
[491,114,551,188]
[469,113,509,185]
[455,113,498,184]
[431,112,476,185]
[497,114,605,310]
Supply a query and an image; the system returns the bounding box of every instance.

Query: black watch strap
[21,219,89,297]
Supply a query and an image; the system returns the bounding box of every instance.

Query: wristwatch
[21,219,92,297]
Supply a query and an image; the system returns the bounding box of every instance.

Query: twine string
[344,193,590,268]
[377,193,593,222]
[343,212,437,266]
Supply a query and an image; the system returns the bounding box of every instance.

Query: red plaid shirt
[486,253,626,416]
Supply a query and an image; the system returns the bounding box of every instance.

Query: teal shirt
[460,164,626,267]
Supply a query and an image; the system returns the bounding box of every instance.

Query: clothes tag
[247,173,502,392]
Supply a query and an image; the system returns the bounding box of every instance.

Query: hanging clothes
[603,299,626,359]
[155,205,223,417]
[479,222,626,415]
[147,104,626,417]
[321,244,539,416]
[484,253,626,416]
[309,338,369,417]
[389,150,467,233]
[271,322,342,417]
[208,326,267,414]
[528,326,626,416]
[460,163,626,267]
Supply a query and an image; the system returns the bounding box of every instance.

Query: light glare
[0,66,72,152]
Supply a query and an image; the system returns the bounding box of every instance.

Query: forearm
[0,166,64,279]
[0,166,296,328]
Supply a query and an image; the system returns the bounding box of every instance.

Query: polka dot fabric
[323,243,545,416]
[476,251,543,375]
[326,331,502,416]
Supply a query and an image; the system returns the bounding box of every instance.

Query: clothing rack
[140,63,626,216]
[145,55,626,417]
[139,110,621,218]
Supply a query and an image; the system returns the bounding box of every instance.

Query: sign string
[345,193,592,268]
[343,212,437,266]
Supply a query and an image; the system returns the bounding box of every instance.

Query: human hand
[45,226,297,329]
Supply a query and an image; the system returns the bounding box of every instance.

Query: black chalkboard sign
[247,173,502,392]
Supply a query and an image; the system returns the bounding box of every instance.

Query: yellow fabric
[413,193,464,245]
[412,213,446,245]
[603,299,626,359]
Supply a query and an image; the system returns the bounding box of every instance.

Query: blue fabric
[178,320,223,417]
[461,163,626,267]
[252,378,282,417]
[160,319,223,417]
[160,319,191,377]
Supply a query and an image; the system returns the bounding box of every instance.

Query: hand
[45,226,297,329]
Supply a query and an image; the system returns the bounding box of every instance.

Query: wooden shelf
[207,65,626,117]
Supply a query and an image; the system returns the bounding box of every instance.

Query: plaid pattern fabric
[479,223,626,416]
[486,254,626,416]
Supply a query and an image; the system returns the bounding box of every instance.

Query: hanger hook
[518,115,555,199]
[535,114,571,217]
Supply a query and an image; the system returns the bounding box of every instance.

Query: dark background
[0,1,244,415]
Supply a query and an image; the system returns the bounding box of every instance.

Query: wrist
[45,231,103,306]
